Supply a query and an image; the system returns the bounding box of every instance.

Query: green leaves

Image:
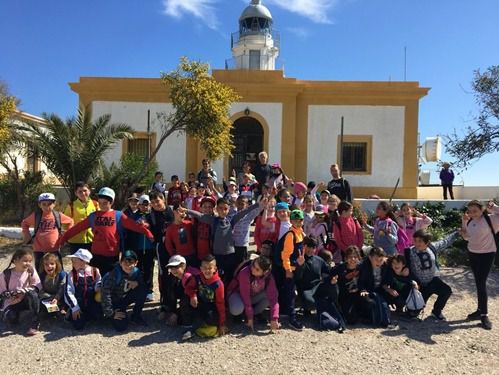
[160,57,240,161]
[446,65,499,169]
[22,107,133,198]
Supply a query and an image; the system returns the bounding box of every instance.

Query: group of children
[0,167,496,337]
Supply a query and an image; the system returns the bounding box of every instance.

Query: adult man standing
[253,151,272,198]
[327,164,353,202]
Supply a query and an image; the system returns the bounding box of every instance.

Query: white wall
[307,105,405,187]
[417,186,499,200]
[91,101,187,178]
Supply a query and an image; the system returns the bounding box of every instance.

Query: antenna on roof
[404,46,407,81]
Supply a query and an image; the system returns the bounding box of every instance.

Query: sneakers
[430,311,446,321]
[181,330,193,341]
[467,310,481,321]
[146,293,154,302]
[131,315,148,326]
[480,315,492,330]
[26,322,40,336]
[288,318,304,331]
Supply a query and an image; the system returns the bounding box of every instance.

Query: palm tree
[22,107,133,199]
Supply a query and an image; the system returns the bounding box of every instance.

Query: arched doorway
[229,116,264,175]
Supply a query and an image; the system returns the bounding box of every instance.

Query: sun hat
[67,248,93,263]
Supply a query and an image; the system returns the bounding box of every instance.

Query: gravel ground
[1,237,498,375]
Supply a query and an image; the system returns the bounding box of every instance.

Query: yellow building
[70,0,429,199]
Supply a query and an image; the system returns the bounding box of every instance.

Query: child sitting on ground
[0,249,41,336]
[64,249,102,330]
[227,256,279,333]
[331,246,363,324]
[101,250,148,331]
[182,255,227,340]
[38,252,66,315]
[358,246,394,327]
[384,254,418,313]
[163,255,194,327]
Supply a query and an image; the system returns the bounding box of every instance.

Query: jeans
[111,283,147,332]
[228,291,269,318]
[215,253,238,286]
[68,297,102,330]
[468,251,495,315]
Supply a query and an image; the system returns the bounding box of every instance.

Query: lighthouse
[228,0,280,70]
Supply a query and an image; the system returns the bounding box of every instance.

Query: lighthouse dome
[239,0,272,22]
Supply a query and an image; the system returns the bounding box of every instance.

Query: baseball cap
[201,196,216,206]
[122,250,138,261]
[127,193,139,201]
[167,255,186,267]
[138,194,150,205]
[38,192,56,202]
[290,209,304,220]
[314,205,326,215]
[275,202,289,212]
[67,248,93,263]
[98,187,115,201]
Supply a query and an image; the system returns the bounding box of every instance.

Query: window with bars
[341,142,367,172]
[127,138,150,158]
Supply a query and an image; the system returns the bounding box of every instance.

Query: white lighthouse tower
[228,0,280,70]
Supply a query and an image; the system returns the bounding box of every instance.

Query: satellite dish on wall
[424,137,442,162]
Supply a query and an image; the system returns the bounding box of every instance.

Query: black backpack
[272,230,296,267]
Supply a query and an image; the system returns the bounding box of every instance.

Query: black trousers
[111,282,147,332]
[468,251,495,315]
[136,248,155,294]
[442,184,454,200]
[421,277,452,315]
[90,254,119,277]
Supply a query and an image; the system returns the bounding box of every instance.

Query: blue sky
[1,0,498,186]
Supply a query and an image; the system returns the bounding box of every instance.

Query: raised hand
[296,248,305,266]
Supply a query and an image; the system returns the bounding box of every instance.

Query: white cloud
[286,27,311,39]
[267,0,338,24]
[162,0,220,30]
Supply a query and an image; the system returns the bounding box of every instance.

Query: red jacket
[333,216,364,253]
[184,272,225,326]
[164,220,196,257]
[57,210,153,257]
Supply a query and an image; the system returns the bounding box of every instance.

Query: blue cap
[123,250,138,261]
[275,202,289,211]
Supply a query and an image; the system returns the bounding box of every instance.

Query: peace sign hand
[296,248,305,266]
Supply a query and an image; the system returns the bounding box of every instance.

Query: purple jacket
[228,265,279,321]
[440,169,454,185]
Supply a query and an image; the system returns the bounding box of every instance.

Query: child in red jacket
[164,204,197,266]
[56,187,153,276]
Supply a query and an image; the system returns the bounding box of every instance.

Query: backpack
[386,218,411,253]
[30,209,62,243]
[405,286,425,317]
[272,230,296,267]
[88,210,125,253]
[369,292,391,327]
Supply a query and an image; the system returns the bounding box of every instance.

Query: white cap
[67,248,93,263]
[98,187,115,201]
[167,255,186,267]
[138,194,150,205]
[38,192,56,202]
